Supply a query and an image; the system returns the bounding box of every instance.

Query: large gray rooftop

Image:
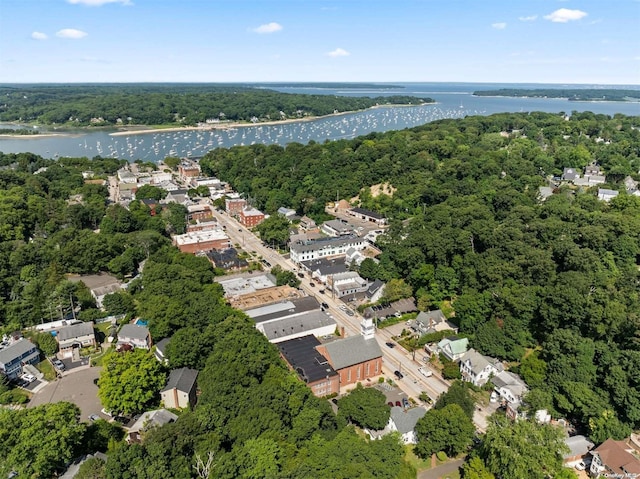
[56,321,95,342]
[323,335,382,370]
[390,406,428,434]
[246,296,320,324]
[277,335,337,383]
[263,310,336,342]
[0,338,38,365]
[161,367,198,393]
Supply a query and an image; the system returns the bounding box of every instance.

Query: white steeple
[361,316,375,340]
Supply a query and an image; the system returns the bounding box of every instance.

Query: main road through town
[211,209,449,402]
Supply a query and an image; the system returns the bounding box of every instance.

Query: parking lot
[29,367,105,422]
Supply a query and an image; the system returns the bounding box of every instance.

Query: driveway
[29,366,104,422]
[418,458,465,479]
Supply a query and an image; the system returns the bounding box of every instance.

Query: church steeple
[361,316,375,340]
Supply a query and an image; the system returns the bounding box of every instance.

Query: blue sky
[1,0,639,84]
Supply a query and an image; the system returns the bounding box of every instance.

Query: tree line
[0,84,431,127]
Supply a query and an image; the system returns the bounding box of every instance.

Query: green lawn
[36,359,57,381]
[404,447,432,472]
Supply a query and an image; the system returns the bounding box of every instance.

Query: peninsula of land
[473,88,640,102]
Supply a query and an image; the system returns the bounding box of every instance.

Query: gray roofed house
[321,219,356,237]
[160,367,198,409]
[460,348,504,387]
[598,188,619,202]
[389,406,428,444]
[117,324,152,350]
[491,370,529,419]
[437,337,469,362]
[56,321,96,352]
[415,309,457,335]
[127,409,178,444]
[366,279,385,303]
[321,335,382,371]
[0,338,40,379]
[562,167,580,181]
[564,435,595,465]
[154,337,170,364]
[300,257,349,284]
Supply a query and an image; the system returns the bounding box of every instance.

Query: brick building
[172,229,230,254]
[316,317,382,387]
[240,207,265,228]
[278,335,339,397]
[225,198,247,216]
[186,204,214,222]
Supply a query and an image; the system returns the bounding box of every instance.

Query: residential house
[490,370,529,419]
[289,236,367,264]
[59,452,108,479]
[315,317,382,387]
[163,189,190,205]
[0,338,40,380]
[56,321,96,356]
[127,409,178,444]
[562,167,580,182]
[277,207,297,219]
[172,229,230,254]
[598,188,619,202]
[320,219,356,237]
[117,324,152,350]
[298,215,318,233]
[437,337,469,362]
[160,367,199,409]
[590,439,640,478]
[206,248,248,271]
[563,435,594,468]
[459,348,504,387]
[624,176,640,196]
[345,246,368,267]
[537,186,554,202]
[387,406,428,444]
[415,310,458,335]
[117,169,137,184]
[365,279,385,304]
[277,335,339,397]
[347,207,387,225]
[154,337,170,365]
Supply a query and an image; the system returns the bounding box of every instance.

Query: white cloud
[518,15,538,22]
[544,8,588,23]
[326,48,350,57]
[251,22,283,34]
[56,28,88,39]
[67,0,132,6]
[31,31,48,40]
[492,22,507,30]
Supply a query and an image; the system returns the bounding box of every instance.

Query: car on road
[418,367,433,377]
[297,272,304,278]
[89,414,100,421]
[309,282,315,287]
[345,309,354,316]
[52,359,65,370]
[339,304,347,311]
[321,302,329,309]
[238,228,242,232]
[318,289,325,294]
[385,342,395,348]
[394,370,404,380]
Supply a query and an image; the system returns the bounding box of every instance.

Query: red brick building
[178,160,201,181]
[316,318,382,388]
[172,229,230,254]
[240,207,265,228]
[186,204,214,222]
[225,198,247,216]
[277,335,340,398]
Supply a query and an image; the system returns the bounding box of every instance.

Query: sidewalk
[417,457,465,479]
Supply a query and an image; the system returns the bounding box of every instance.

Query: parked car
[52,359,65,370]
[385,342,395,349]
[575,461,586,471]
[395,401,402,407]
[418,367,433,377]
[339,304,347,311]
[402,397,410,408]
[394,370,404,380]
[21,373,36,383]
[297,272,304,278]
[345,309,354,316]
[387,402,394,407]
[318,289,325,294]
[321,302,329,309]
[88,414,100,421]
[309,282,315,287]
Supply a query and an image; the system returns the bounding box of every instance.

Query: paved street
[29,367,105,422]
[417,458,465,479]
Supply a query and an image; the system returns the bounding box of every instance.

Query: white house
[368,406,427,445]
[289,237,367,264]
[117,324,152,350]
[597,188,619,202]
[490,370,528,419]
[459,348,503,387]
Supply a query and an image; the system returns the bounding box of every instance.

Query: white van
[418,367,433,378]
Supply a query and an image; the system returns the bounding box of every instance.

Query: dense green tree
[255,214,291,247]
[34,330,59,356]
[102,291,136,316]
[0,402,86,479]
[270,264,301,288]
[480,415,568,479]
[461,457,495,479]
[381,278,413,302]
[135,185,167,201]
[337,383,391,430]
[415,403,475,458]
[76,457,107,479]
[98,349,167,415]
[434,380,476,419]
